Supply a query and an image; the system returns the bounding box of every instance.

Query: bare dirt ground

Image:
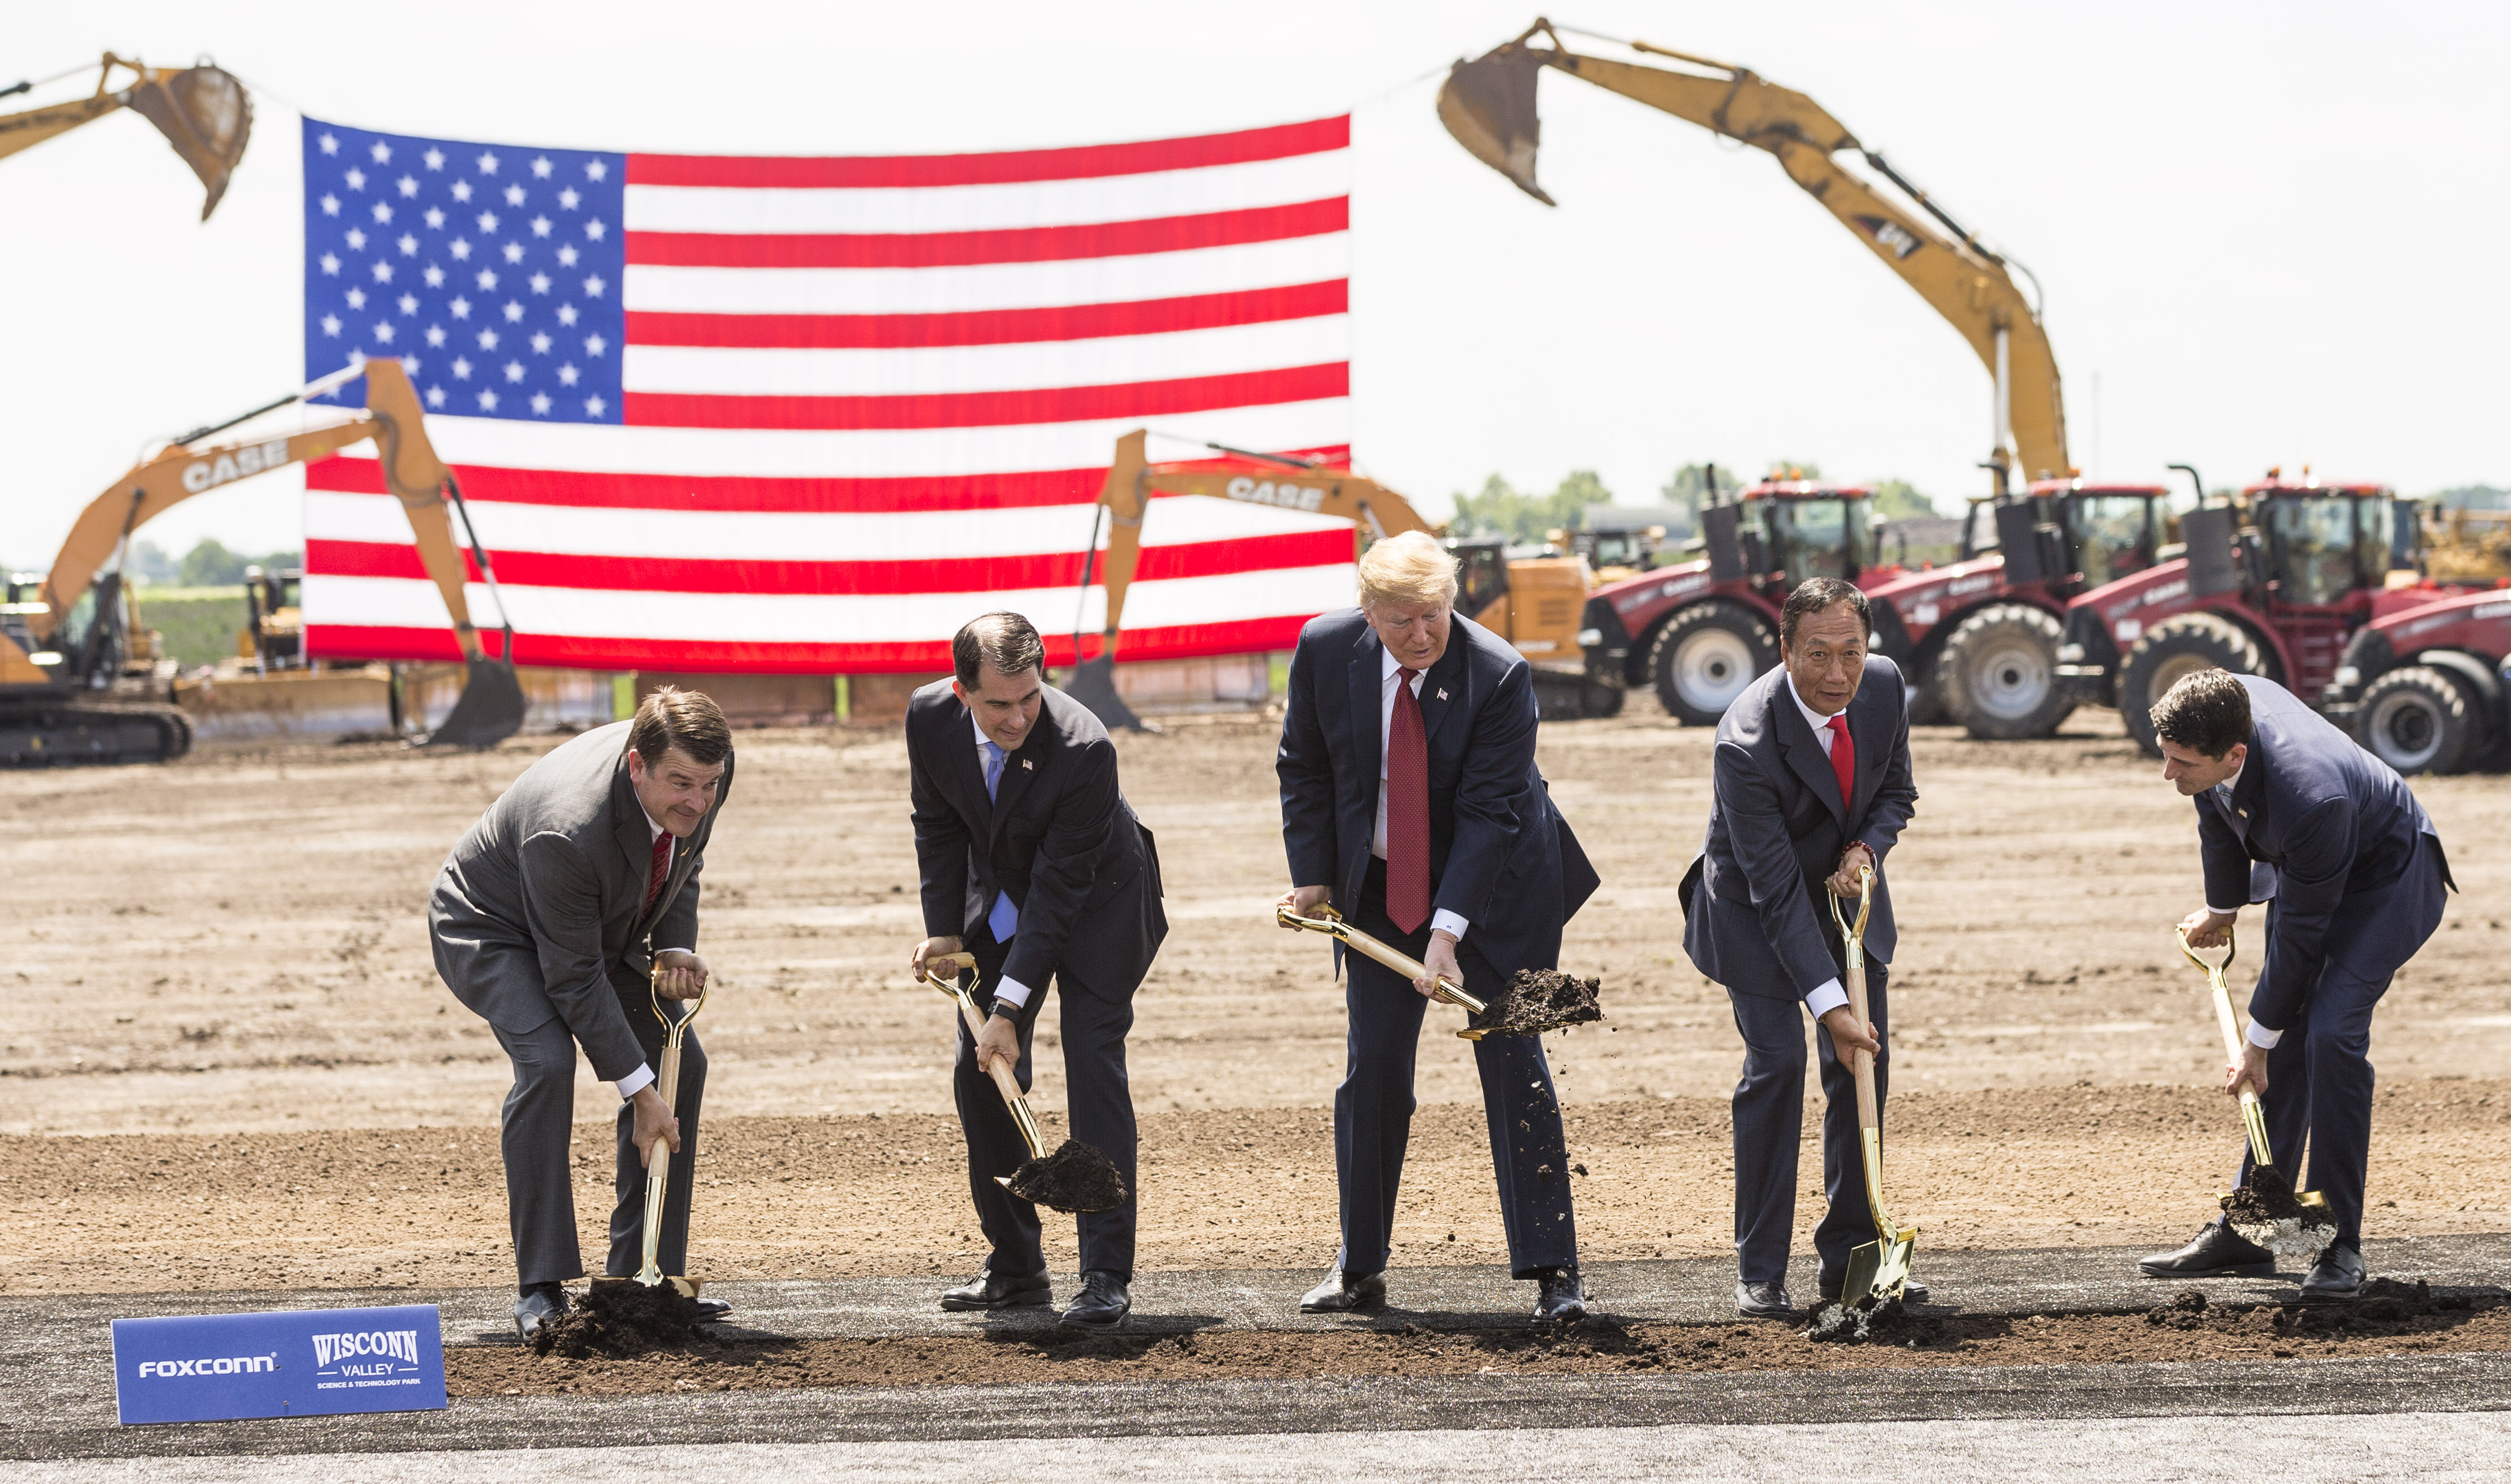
[4,708,2507,1295]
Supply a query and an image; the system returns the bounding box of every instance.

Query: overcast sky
[7,1,2505,569]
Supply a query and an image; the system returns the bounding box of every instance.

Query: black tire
[1648,602,1778,725]
[1904,665,1948,727]
[2119,612,2266,756]
[2356,666,2481,775]
[1531,669,1625,720]
[1933,603,2074,741]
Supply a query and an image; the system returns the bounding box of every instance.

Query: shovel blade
[1843,1229,1918,1308]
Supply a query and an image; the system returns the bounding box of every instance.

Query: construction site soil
[5,710,2508,1297]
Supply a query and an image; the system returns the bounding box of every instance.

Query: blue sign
[112,1304,447,1425]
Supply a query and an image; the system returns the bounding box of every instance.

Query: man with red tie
[1276,531,1600,1322]
[1681,578,1921,1318]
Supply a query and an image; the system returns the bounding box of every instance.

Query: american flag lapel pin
[1436,688,1448,701]
[1020,758,1034,771]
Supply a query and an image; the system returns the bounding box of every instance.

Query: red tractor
[2056,473,2455,754]
[1579,480,1903,724]
[1864,479,2170,738]
[2318,586,2511,774]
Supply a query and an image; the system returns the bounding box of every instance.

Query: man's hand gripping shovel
[2176,926,2334,1251]
[1273,903,1494,1036]
[1832,867,1918,1308]
[918,951,1126,1214]
[632,957,708,1296]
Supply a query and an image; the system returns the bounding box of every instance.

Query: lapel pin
[1436,688,1448,701]
[1020,758,1034,771]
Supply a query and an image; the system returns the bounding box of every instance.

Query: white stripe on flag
[619,316,1348,397]
[306,564,1358,643]
[620,234,1347,316]
[623,151,1349,236]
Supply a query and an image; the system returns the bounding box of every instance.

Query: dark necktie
[643,829,672,915]
[1824,712,1856,813]
[1386,666,1430,933]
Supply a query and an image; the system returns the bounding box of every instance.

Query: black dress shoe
[1818,1273,1929,1306]
[513,1283,568,1340]
[1059,1270,1132,1332]
[692,1298,733,1323]
[1299,1266,1386,1314]
[1735,1281,1792,1318]
[2138,1219,2276,1278]
[1532,1267,1587,1322]
[940,1267,1051,1312]
[2300,1241,2365,1300]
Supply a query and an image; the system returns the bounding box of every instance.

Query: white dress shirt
[1374,645,1470,943]
[615,809,673,1100]
[1785,674,1853,1022]
[971,710,1044,1013]
[2195,759,2281,1048]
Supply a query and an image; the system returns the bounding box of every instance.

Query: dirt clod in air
[1008,1138,1128,1213]
[2220,1165,2337,1254]
[1471,969,1604,1038]
[532,1281,715,1359]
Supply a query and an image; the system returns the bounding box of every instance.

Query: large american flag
[297,114,1357,671]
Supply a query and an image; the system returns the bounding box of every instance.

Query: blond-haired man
[1275,530,1599,1321]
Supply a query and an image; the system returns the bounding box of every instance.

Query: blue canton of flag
[301,117,626,425]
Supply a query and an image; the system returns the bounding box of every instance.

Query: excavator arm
[1440,21,2068,486]
[1,53,251,219]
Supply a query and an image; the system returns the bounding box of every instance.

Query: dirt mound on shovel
[532,1281,718,1359]
[2220,1165,2337,1254]
[1007,1138,1128,1213]
[1471,969,1604,1038]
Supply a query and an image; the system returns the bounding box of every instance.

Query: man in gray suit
[430,687,734,1337]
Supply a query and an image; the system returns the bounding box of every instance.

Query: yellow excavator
[1,52,251,218]
[1,360,526,766]
[1061,430,1615,728]
[1439,19,2068,491]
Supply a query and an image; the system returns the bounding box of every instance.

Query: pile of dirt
[2220,1165,2338,1254]
[1471,969,1604,1038]
[1802,1296,1945,1345]
[1007,1138,1128,1213]
[531,1281,720,1359]
[2146,1277,2477,1338]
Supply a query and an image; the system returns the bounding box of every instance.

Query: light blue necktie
[982,740,1018,942]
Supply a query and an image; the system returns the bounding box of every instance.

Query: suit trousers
[955,932,1139,1279]
[2240,836,2449,1246]
[1728,963,1889,1287]
[604,999,708,1279]
[1335,859,1579,1279]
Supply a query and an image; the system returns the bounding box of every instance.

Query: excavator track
[0,700,192,767]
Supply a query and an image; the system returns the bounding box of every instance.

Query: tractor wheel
[2356,666,2482,776]
[1649,602,1778,725]
[1933,603,2073,741]
[1903,666,1948,727]
[2119,612,2265,756]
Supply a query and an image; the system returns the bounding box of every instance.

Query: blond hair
[1357,530,1458,610]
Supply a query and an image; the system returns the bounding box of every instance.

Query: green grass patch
[132,591,248,668]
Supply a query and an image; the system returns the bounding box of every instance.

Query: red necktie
[643,829,672,915]
[1825,712,1856,811]
[1386,667,1430,933]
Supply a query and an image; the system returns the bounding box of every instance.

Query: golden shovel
[630,955,708,1297]
[2176,926,2333,1238]
[1832,867,1917,1306]
[921,950,1047,1183]
[1275,902,1495,1038]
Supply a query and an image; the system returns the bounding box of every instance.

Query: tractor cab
[1708,482,1888,592]
[1960,482,2165,591]
[241,565,306,672]
[2241,478,2401,608]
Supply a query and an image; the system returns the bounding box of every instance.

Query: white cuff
[1804,979,1848,1019]
[2205,905,2243,919]
[1430,909,1469,942]
[991,974,1035,1011]
[616,1063,655,1100]
[2245,1019,2283,1049]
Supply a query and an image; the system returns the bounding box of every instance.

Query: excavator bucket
[122,65,252,220]
[1438,45,1553,205]
[423,657,527,749]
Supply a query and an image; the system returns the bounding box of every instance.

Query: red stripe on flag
[305,529,1352,595]
[306,447,1353,514]
[307,616,1316,673]
[624,362,1347,432]
[627,117,1348,190]
[626,198,1345,270]
[626,280,1347,350]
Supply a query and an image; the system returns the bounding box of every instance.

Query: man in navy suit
[2138,670,2453,1297]
[1275,531,1599,1322]
[1683,577,1921,1318]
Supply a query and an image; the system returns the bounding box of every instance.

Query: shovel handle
[1275,904,1489,1015]
[921,960,1048,1160]
[2182,926,2276,1167]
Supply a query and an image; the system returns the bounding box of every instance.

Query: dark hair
[953,611,1046,687]
[1780,577,1870,647]
[629,686,732,766]
[2150,668,2251,757]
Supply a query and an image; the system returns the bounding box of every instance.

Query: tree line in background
[1449,463,1947,546]
[124,538,303,588]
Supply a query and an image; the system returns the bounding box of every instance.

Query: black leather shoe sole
[2138,1258,2276,1279]
[940,1287,1051,1312]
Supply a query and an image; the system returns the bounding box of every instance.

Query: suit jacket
[2200,675,2454,1030]
[1683,656,1919,1000]
[1276,608,1599,984]
[907,680,1165,1000]
[428,720,731,1081]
